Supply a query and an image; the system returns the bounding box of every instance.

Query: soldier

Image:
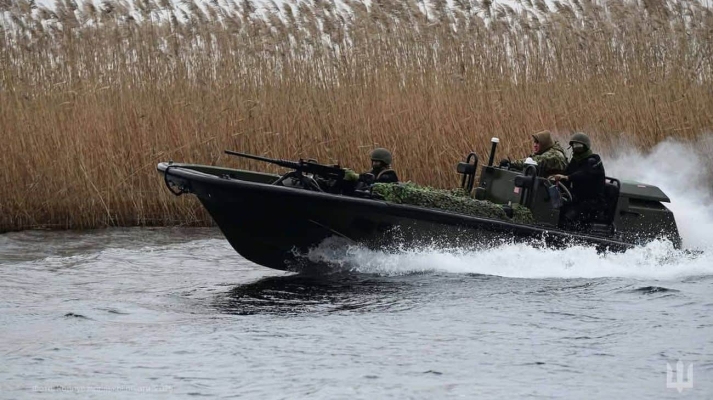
[366,148,399,183]
[343,147,399,188]
[502,131,568,177]
[549,132,606,230]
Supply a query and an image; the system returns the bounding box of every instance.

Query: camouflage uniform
[510,131,568,177]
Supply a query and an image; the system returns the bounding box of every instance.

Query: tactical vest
[377,168,393,179]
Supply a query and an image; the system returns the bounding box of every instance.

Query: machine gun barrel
[224,149,346,180]
[224,150,301,170]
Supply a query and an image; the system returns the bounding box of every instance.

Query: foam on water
[306,238,711,279]
[307,135,713,280]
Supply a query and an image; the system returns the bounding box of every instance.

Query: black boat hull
[159,163,635,271]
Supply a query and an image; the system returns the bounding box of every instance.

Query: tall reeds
[1,0,712,231]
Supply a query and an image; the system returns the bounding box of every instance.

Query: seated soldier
[501,131,568,177]
[344,147,399,185]
[365,148,399,183]
[549,132,606,231]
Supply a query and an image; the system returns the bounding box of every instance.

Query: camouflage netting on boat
[371,182,535,225]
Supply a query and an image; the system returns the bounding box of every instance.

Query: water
[1,227,711,399]
[2,139,713,398]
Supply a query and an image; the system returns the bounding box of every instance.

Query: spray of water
[607,134,713,250]
[306,135,713,279]
[306,239,710,279]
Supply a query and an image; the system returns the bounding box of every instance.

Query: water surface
[1,227,711,398]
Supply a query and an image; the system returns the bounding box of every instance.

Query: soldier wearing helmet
[367,148,399,183]
[550,132,606,230]
[342,147,399,189]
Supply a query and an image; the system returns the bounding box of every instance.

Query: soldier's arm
[510,159,526,170]
[512,153,547,171]
[568,156,603,184]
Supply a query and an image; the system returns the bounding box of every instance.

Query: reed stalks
[1,0,712,231]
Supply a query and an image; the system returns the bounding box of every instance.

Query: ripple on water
[1,227,712,399]
[213,273,420,316]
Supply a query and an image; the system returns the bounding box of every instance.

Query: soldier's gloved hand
[358,172,375,184]
[344,169,360,181]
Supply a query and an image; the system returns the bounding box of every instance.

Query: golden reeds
[1,0,712,231]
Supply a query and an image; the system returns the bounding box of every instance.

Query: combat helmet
[569,132,592,150]
[370,148,393,165]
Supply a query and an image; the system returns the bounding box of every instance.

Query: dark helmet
[569,132,592,150]
[370,148,393,165]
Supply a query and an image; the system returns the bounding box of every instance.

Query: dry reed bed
[1,0,712,231]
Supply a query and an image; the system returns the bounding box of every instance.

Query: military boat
[157,139,681,271]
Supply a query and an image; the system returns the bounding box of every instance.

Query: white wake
[306,238,710,279]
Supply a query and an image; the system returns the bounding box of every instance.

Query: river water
[1,226,711,399]
[2,139,713,398]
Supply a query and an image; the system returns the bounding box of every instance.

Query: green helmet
[569,132,592,150]
[370,148,392,165]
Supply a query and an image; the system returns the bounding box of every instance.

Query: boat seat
[590,178,620,232]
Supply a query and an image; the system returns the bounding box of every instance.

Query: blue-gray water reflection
[1,227,711,398]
